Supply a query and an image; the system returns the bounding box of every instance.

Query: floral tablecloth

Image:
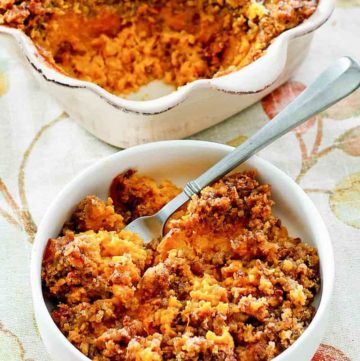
[0,1,360,360]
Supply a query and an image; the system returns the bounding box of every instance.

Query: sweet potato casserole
[0,0,318,95]
[42,169,320,361]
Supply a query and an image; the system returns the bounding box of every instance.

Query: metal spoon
[125,56,360,243]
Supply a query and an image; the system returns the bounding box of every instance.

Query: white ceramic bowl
[0,0,334,147]
[31,140,334,361]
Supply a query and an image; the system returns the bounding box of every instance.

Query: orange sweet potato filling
[42,170,320,361]
[0,0,318,95]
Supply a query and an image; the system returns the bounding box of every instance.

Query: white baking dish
[0,0,334,147]
[31,140,334,361]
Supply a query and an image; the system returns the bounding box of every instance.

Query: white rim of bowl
[0,0,335,115]
[31,140,334,361]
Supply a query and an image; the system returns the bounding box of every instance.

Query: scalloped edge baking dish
[0,0,334,147]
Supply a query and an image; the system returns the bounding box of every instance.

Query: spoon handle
[156,57,360,224]
[186,56,360,194]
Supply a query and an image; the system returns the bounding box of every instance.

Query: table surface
[0,2,359,360]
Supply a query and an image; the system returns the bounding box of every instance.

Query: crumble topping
[42,170,320,360]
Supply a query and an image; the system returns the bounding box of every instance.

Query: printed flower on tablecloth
[261,81,319,133]
[336,126,360,156]
[0,323,33,361]
[0,178,36,242]
[0,71,8,96]
[330,172,360,229]
[260,80,360,230]
[327,127,360,228]
[227,135,248,147]
[336,0,360,8]
[325,90,360,120]
[312,344,351,361]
